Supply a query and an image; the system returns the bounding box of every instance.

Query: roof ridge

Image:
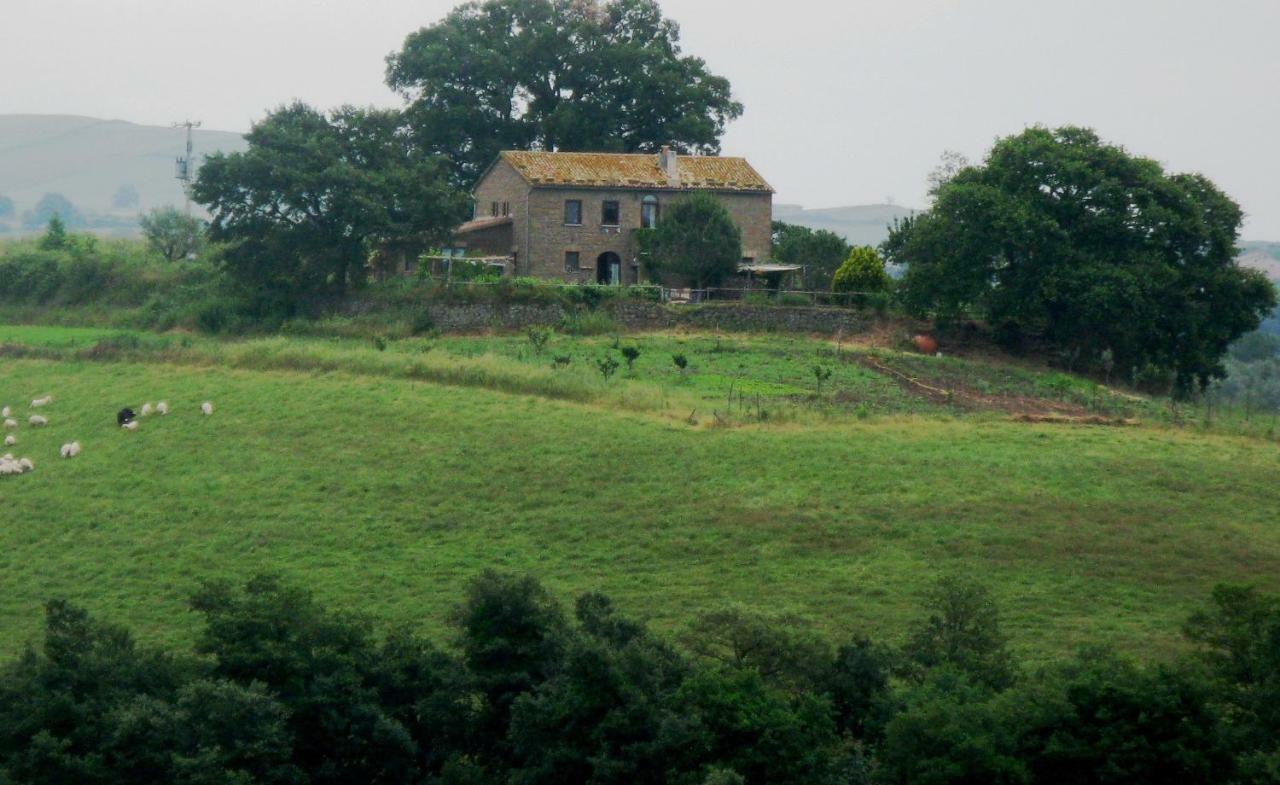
[502,149,747,159]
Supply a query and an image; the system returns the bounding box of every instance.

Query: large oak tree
[885,126,1277,392]
[193,103,468,311]
[386,0,743,184]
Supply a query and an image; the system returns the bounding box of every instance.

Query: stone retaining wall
[416,300,873,336]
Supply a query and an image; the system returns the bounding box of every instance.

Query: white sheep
[156,401,169,415]
[3,435,14,447]
[28,415,48,427]
[121,420,139,431]
[140,402,154,417]
[0,453,26,476]
[0,406,9,417]
[60,442,81,459]
[30,396,52,408]
[3,419,15,430]
[201,401,214,416]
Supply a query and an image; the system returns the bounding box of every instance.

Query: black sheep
[117,408,136,426]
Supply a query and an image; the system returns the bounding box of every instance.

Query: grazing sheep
[156,401,169,415]
[60,442,81,459]
[117,408,136,426]
[0,453,28,476]
[201,401,214,416]
[121,420,139,431]
[30,396,52,408]
[3,435,13,447]
[28,415,48,427]
[140,403,154,417]
[3,419,15,430]
[0,406,9,417]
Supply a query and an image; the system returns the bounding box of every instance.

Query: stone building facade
[453,149,774,285]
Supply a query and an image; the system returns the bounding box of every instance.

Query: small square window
[564,251,580,272]
[501,201,510,217]
[564,200,582,225]
[602,200,620,226]
[490,202,499,217]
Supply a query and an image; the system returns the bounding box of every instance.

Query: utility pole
[173,120,201,215]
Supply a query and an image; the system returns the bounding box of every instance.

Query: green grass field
[1,325,1278,663]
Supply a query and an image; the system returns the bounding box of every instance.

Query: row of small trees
[1,571,1277,785]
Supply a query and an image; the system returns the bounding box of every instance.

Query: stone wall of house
[415,300,871,335]
[523,188,774,284]
[468,159,530,261]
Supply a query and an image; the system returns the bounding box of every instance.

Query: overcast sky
[3,0,1278,237]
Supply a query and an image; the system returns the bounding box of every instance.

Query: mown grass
[2,332,1278,664]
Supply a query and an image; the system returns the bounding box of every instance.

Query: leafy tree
[190,574,420,785]
[37,215,68,251]
[926,149,971,200]
[884,126,1277,393]
[386,0,743,184]
[828,636,893,739]
[1184,585,1280,782]
[452,570,567,762]
[648,193,742,289]
[193,102,468,311]
[902,576,1015,690]
[682,607,832,694]
[508,593,690,785]
[878,668,1028,785]
[0,195,14,220]
[112,184,140,210]
[831,246,892,294]
[771,221,850,291]
[1011,652,1232,785]
[23,193,84,231]
[0,601,192,784]
[139,206,205,262]
[668,667,842,785]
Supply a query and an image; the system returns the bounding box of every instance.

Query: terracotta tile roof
[498,151,773,193]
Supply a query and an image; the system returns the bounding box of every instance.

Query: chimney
[660,145,679,187]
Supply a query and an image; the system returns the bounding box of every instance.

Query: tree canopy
[139,207,204,262]
[2,570,1278,784]
[831,246,892,295]
[22,193,83,231]
[192,102,468,312]
[884,126,1277,392]
[885,129,1274,391]
[647,193,742,289]
[386,0,743,184]
[772,222,850,291]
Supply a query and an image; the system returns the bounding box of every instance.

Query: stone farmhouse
[452,148,774,285]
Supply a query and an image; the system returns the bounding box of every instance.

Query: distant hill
[0,115,246,236]
[1240,242,1280,282]
[773,203,919,247]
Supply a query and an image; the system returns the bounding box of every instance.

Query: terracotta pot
[913,334,939,355]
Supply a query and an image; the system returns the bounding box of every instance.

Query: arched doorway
[597,252,622,285]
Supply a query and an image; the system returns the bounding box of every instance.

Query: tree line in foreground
[1,571,1278,785]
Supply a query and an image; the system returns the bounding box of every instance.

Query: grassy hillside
[1,325,1277,663]
[0,115,246,235]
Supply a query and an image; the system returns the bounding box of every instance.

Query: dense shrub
[2,573,1277,784]
[832,246,892,295]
